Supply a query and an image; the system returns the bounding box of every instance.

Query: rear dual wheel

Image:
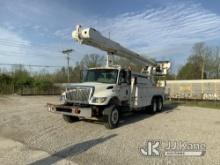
[157,97,163,112]
[150,97,163,113]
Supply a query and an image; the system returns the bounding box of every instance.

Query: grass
[165,100,220,110]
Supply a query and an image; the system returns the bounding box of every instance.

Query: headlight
[92,97,107,103]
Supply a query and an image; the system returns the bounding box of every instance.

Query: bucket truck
[47,25,171,129]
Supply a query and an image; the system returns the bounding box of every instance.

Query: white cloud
[54,28,72,40]
[0,27,30,63]
[92,2,220,58]
[2,1,220,71]
[54,2,220,62]
[2,22,16,31]
[0,27,66,68]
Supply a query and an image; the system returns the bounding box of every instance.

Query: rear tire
[63,115,79,123]
[104,106,120,129]
[157,97,163,112]
[150,98,157,114]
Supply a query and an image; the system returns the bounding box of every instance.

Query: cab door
[118,70,130,103]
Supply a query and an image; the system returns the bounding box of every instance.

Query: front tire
[63,115,79,123]
[104,106,120,129]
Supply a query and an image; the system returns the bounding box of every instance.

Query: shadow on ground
[81,102,180,128]
[119,102,180,127]
[29,134,117,165]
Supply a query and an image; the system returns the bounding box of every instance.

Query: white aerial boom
[72,25,170,76]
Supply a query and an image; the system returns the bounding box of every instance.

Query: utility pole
[62,49,73,83]
[201,58,204,79]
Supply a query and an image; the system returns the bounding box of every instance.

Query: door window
[119,70,127,84]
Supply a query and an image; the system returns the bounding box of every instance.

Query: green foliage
[177,42,220,80]
[177,63,200,79]
[166,100,220,110]
[0,74,14,94]
[11,65,33,88]
[166,73,176,80]
[0,74,13,84]
[1,48,219,95]
[0,54,105,94]
[33,79,53,90]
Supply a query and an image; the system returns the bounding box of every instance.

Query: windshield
[83,69,118,84]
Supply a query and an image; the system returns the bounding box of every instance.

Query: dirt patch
[0,96,220,165]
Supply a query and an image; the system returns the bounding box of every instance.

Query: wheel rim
[111,109,119,124]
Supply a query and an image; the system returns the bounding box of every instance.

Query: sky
[0,0,220,72]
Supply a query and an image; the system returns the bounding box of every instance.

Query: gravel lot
[0,96,219,165]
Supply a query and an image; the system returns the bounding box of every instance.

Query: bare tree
[190,42,208,79]
[213,47,220,78]
[80,54,105,69]
[177,42,220,79]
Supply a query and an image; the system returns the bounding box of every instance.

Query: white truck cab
[47,25,170,129]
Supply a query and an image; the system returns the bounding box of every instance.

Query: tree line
[0,42,220,94]
[0,54,105,94]
[175,42,220,80]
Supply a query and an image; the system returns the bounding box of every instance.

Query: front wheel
[104,106,120,129]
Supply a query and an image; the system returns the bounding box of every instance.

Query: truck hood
[63,82,117,105]
[65,82,116,92]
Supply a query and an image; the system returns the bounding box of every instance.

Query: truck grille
[65,87,93,104]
